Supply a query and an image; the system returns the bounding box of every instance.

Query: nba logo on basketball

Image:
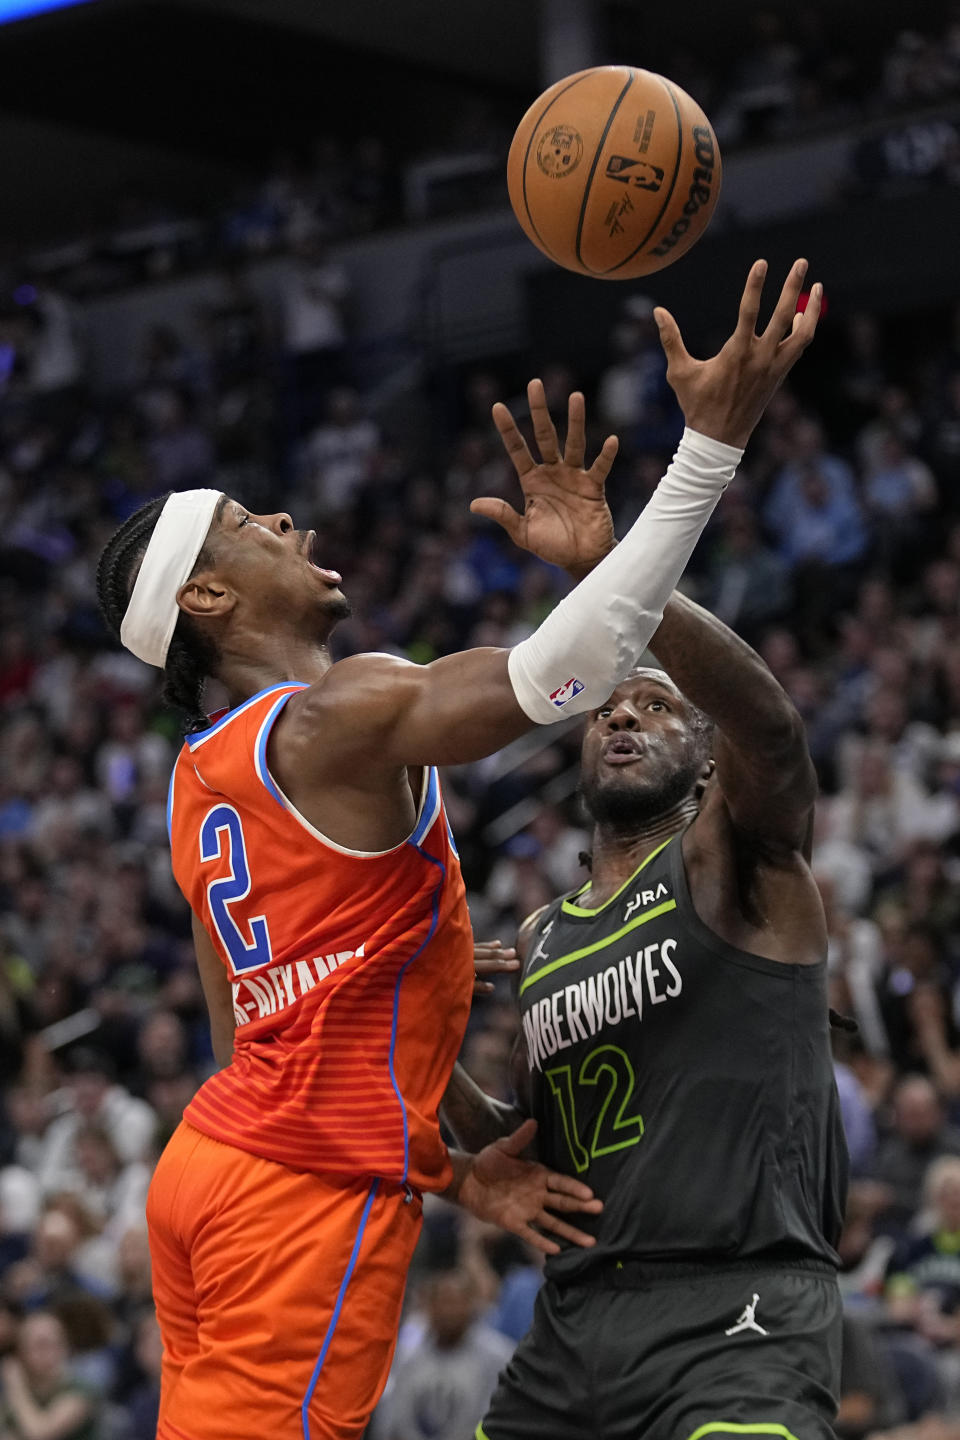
[550,677,585,708]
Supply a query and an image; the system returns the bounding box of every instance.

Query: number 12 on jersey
[546,1044,644,1175]
[199,804,273,975]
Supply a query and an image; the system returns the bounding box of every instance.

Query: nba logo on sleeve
[550,677,584,708]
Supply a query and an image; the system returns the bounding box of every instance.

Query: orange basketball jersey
[167,682,474,1193]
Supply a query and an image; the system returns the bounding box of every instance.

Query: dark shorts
[477,1259,842,1440]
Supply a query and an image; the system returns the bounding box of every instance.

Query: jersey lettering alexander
[167,683,474,1191]
[519,834,848,1280]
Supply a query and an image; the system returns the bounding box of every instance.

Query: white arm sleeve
[508,426,743,724]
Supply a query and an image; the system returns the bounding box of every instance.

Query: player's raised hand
[471,380,618,577]
[473,939,519,996]
[457,1118,603,1255]
[654,257,823,450]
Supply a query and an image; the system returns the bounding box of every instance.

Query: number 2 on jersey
[546,1044,645,1175]
[199,804,273,975]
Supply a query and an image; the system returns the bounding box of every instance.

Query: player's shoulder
[517,897,567,963]
[516,905,551,962]
[261,653,426,789]
[181,682,307,758]
[290,652,419,710]
[277,652,425,748]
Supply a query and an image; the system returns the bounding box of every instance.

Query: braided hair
[96,494,218,733]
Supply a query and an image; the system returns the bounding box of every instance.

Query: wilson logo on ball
[536,126,584,179]
[648,126,716,258]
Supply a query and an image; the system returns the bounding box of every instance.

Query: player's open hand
[473,939,520,996]
[457,1118,603,1254]
[472,380,618,579]
[655,258,823,450]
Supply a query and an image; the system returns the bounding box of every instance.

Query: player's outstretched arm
[650,590,817,855]
[277,260,822,773]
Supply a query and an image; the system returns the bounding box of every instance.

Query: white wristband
[508,427,743,724]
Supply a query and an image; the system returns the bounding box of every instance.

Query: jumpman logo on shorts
[724,1293,768,1336]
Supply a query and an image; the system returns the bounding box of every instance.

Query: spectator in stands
[818,871,888,1060]
[701,500,792,640]
[871,1077,960,1233]
[377,1268,512,1440]
[65,1126,149,1291]
[864,431,938,571]
[884,842,960,946]
[136,325,208,405]
[4,1206,107,1312]
[0,1310,98,1440]
[36,1051,155,1200]
[21,285,83,398]
[118,1307,161,1440]
[130,1011,189,1096]
[885,1156,960,1410]
[836,684,942,793]
[858,385,925,473]
[296,385,380,517]
[596,295,678,443]
[837,1310,906,1438]
[879,924,956,1077]
[92,699,171,812]
[274,224,351,434]
[910,987,960,1108]
[829,743,946,875]
[142,390,215,494]
[811,801,875,917]
[764,418,869,568]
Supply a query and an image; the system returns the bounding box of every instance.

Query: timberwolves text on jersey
[517,835,848,1281]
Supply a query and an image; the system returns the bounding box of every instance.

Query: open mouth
[602,734,645,766]
[304,530,342,586]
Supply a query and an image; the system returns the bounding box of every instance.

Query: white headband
[120,489,222,668]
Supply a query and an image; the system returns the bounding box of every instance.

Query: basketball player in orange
[96,259,820,1440]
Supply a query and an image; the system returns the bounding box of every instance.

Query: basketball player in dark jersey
[443,419,848,1440]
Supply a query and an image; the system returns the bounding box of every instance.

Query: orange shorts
[147,1121,422,1440]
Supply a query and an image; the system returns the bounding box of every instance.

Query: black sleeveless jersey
[518,832,849,1282]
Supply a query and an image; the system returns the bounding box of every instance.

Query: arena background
[2,1,960,1436]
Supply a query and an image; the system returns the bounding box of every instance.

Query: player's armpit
[271,647,535,778]
[192,912,236,1069]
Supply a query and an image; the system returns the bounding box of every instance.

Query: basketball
[507,65,722,280]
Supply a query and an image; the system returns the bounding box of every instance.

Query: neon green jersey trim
[475,1425,490,1440]
[686,1423,800,1440]
[561,837,672,917]
[520,899,677,995]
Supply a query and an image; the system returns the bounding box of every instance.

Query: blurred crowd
[3,65,960,1440]
[3,7,960,305]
